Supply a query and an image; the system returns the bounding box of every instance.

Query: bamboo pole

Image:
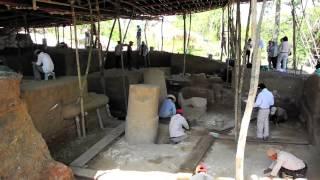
[95,0,106,95]
[81,0,94,90]
[144,20,148,46]
[187,13,192,53]
[123,19,132,43]
[220,7,225,62]
[183,13,187,75]
[118,18,128,110]
[161,17,164,51]
[70,25,73,48]
[70,0,86,137]
[103,19,117,68]
[235,0,267,179]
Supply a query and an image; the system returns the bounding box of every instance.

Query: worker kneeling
[264,148,307,178]
[159,94,177,119]
[169,109,189,144]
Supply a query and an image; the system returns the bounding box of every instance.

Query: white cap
[167,94,176,102]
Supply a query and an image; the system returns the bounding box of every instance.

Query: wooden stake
[70,0,86,137]
[183,13,187,75]
[187,13,192,53]
[161,17,164,51]
[235,0,267,179]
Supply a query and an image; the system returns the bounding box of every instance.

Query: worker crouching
[169,109,189,144]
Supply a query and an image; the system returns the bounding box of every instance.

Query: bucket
[216,119,224,128]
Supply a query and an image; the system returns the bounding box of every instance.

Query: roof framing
[0,0,255,28]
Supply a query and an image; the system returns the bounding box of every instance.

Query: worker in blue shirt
[159,94,176,118]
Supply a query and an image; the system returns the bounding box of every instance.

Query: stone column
[125,84,160,144]
[143,69,167,105]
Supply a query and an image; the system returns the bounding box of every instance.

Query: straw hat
[167,94,176,102]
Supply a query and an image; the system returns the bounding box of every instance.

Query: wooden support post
[291,0,297,72]
[161,17,164,51]
[103,19,117,68]
[123,19,132,43]
[118,18,128,110]
[187,13,192,53]
[70,26,73,48]
[183,13,187,75]
[235,0,267,179]
[220,7,225,62]
[144,20,148,46]
[70,0,86,137]
[234,0,242,141]
[33,28,37,44]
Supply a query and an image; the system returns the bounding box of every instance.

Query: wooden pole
[123,19,132,43]
[235,0,267,179]
[70,25,73,48]
[70,0,86,137]
[234,0,242,140]
[187,13,192,53]
[161,17,164,51]
[291,0,297,72]
[103,19,117,68]
[183,13,187,75]
[33,28,37,44]
[144,20,148,46]
[220,7,225,62]
[95,0,106,95]
[118,18,128,110]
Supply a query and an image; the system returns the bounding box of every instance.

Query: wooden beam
[179,135,215,173]
[70,123,125,167]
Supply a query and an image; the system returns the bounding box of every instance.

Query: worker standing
[254,83,274,140]
[264,148,307,178]
[139,41,149,67]
[32,49,55,80]
[136,25,142,50]
[114,41,123,68]
[169,109,189,144]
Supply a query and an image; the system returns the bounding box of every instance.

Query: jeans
[277,53,288,71]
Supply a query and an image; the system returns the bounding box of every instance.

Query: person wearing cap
[191,163,213,180]
[159,94,177,119]
[32,49,54,80]
[264,148,307,178]
[254,83,274,140]
[169,108,189,144]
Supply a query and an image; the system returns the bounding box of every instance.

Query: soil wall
[170,54,225,74]
[300,75,320,151]
[0,72,73,179]
[20,76,87,140]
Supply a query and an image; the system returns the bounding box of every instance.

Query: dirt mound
[0,73,73,179]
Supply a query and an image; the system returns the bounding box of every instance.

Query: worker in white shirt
[114,41,123,68]
[254,83,274,140]
[277,36,291,72]
[264,148,307,178]
[139,41,149,67]
[169,109,189,144]
[32,49,54,80]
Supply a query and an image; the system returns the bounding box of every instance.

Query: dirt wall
[170,54,225,74]
[243,70,305,116]
[300,75,320,151]
[0,73,73,179]
[20,76,87,140]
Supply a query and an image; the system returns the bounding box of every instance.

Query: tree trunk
[291,0,297,72]
[220,7,225,62]
[235,0,267,179]
[273,0,281,42]
[187,13,192,53]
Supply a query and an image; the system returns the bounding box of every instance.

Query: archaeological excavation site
[0,0,320,179]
